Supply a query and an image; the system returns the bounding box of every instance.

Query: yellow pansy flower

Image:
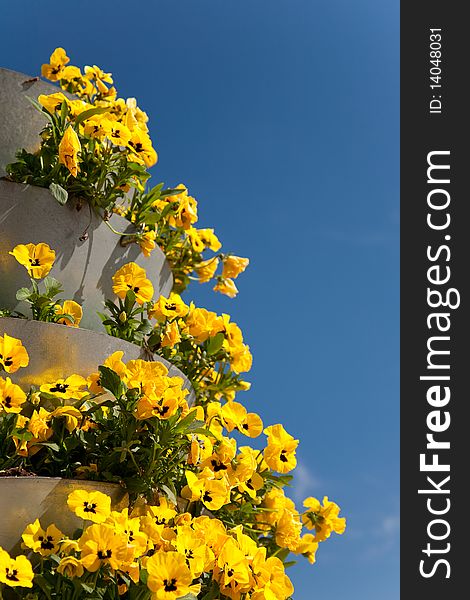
[136,386,180,420]
[173,525,207,578]
[161,320,182,349]
[57,556,85,578]
[184,471,229,511]
[275,507,303,551]
[58,126,81,177]
[123,359,168,390]
[54,300,83,327]
[41,47,70,81]
[0,333,29,374]
[0,376,27,413]
[183,305,224,343]
[302,496,346,542]
[148,293,189,322]
[215,537,251,591]
[22,519,64,556]
[38,92,69,114]
[84,64,113,92]
[60,65,82,84]
[240,412,263,438]
[104,120,132,147]
[79,523,130,572]
[9,242,55,279]
[188,433,214,466]
[213,278,238,298]
[222,255,250,279]
[161,185,198,230]
[263,424,299,474]
[106,508,148,558]
[195,257,219,283]
[27,407,53,443]
[67,489,111,524]
[0,547,34,588]
[50,406,83,432]
[112,262,154,305]
[83,114,111,140]
[40,374,88,400]
[294,533,319,564]
[251,555,294,600]
[146,551,200,600]
[125,97,149,132]
[138,229,157,257]
[230,345,253,374]
[128,129,158,167]
[198,228,222,251]
[186,227,205,253]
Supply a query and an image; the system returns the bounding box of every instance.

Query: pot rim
[0,475,124,485]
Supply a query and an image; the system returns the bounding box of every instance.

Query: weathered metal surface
[0,180,173,330]
[0,477,128,553]
[0,318,196,405]
[0,68,65,177]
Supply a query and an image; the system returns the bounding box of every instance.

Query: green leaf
[49,182,68,205]
[200,582,221,600]
[138,319,154,335]
[74,106,110,126]
[138,211,161,225]
[140,569,148,585]
[35,441,60,452]
[60,99,69,124]
[207,332,225,355]
[274,547,290,562]
[172,410,197,433]
[124,289,137,312]
[98,365,127,398]
[43,276,63,297]
[16,287,32,301]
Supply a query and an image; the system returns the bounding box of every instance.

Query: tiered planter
[0,68,196,558]
[0,67,173,331]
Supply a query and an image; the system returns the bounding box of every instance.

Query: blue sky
[1,1,399,598]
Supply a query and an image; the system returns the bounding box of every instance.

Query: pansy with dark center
[6,568,19,581]
[50,383,68,393]
[38,535,55,550]
[163,578,178,592]
[83,502,98,514]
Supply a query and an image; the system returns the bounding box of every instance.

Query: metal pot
[0,68,66,177]
[0,477,128,553]
[0,180,173,331]
[0,317,196,405]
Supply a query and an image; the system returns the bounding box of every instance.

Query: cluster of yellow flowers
[14,48,249,298]
[40,47,157,174]
[0,47,346,597]
[148,291,253,393]
[0,328,345,572]
[0,486,345,597]
[1,488,295,598]
[0,334,190,450]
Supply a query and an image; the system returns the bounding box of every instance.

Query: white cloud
[291,461,321,503]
